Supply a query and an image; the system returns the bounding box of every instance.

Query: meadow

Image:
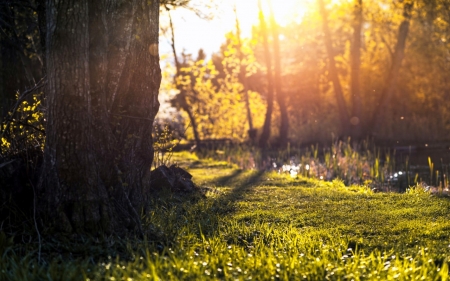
[1,152,450,280]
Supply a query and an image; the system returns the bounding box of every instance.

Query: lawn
[1,152,450,280]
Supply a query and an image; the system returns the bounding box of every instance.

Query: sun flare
[265,0,312,27]
[230,0,312,39]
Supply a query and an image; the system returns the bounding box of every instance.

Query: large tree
[38,0,161,235]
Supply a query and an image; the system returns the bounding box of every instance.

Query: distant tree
[349,0,363,139]
[175,40,265,142]
[243,0,450,143]
[268,1,289,147]
[319,0,414,139]
[368,1,413,136]
[39,0,161,234]
[234,7,256,142]
[167,12,202,146]
[258,0,275,148]
[318,0,352,137]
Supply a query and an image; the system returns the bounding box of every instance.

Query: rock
[175,177,195,192]
[150,165,196,193]
[150,165,176,190]
[169,164,192,180]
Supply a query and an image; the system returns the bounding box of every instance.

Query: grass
[1,152,450,280]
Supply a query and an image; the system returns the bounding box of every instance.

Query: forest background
[1,0,450,152]
[154,0,450,148]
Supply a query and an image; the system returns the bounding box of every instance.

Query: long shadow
[190,170,267,238]
[188,160,203,169]
[205,169,244,187]
[220,170,265,201]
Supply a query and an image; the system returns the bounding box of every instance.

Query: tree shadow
[205,169,244,187]
[219,170,265,201]
[195,170,266,237]
[145,157,269,245]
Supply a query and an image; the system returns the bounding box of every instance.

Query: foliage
[2,153,450,280]
[160,0,450,144]
[190,138,450,194]
[152,123,179,169]
[0,91,45,156]
[176,34,266,141]
[0,0,44,110]
[406,182,432,195]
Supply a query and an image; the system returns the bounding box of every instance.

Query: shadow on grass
[188,160,203,169]
[188,160,232,169]
[221,170,265,201]
[205,169,244,187]
[190,170,266,238]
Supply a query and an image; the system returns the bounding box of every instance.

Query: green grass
[1,152,450,280]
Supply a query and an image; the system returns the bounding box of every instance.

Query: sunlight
[266,0,312,27]
[159,0,315,57]
[232,0,312,37]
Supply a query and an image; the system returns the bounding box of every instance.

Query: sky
[159,0,311,58]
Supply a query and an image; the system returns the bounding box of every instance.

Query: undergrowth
[194,139,450,192]
[1,152,450,280]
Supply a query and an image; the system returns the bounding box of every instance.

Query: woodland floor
[1,152,450,280]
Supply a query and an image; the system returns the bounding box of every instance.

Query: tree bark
[269,3,289,148]
[39,0,161,235]
[368,2,413,137]
[318,0,351,137]
[258,0,275,149]
[350,0,363,140]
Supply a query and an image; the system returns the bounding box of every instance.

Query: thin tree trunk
[39,0,161,235]
[350,0,363,140]
[168,13,201,146]
[234,8,256,142]
[36,0,46,74]
[258,0,275,149]
[368,2,413,136]
[269,2,289,148]
[318,0,351,137]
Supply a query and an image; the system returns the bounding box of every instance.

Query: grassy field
[1,152,450,280]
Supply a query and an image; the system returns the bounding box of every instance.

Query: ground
[1,152,450,280]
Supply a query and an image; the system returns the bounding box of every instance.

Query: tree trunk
[36,0,46,74]
[350,0,363,140]
[234,9,256,143]
[258,0,275,149]
[368,2,413,137]
[269,3,289,148]
[39,0,161,235]
[318,0,351,137]
[168,13,201,147]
